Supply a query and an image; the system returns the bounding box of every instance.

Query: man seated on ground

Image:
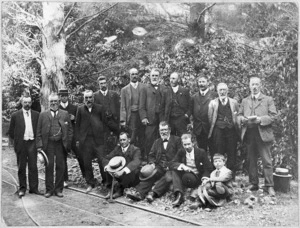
[197,153,234,208]
[126,121,182,202]
[102,132,142,199]
[170,133,213,207]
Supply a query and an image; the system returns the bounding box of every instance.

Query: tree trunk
[190,3,206,39]
[40,2,66,110]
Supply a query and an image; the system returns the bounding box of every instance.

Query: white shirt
[121,144,131,174]
[23,109,34,140]
[60,101,68,109]
[51,110,58,117]
[178,148,198,174]
[219,97,228,105]
[172,85,179,93]
[122,144,130,153]
[162,135,170,149]
[252,92,260,100]
[101,89,108,96]
[200,88,209,96]
[130,82,138,89]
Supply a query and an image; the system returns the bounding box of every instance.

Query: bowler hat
[38,150,49,167]
[58,89,68,96]
[202,186,226,207]
[106,156,126,173]
[139,164,157,181]
[182,172,199,188]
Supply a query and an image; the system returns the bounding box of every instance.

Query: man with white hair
[36,93,73,198]
[238,77,277,196]
[208,83,239,178]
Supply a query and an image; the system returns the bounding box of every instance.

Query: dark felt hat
[58,89,68,96]
[106,156,126,173]
[182,172,199,188]
[139,164,157,181]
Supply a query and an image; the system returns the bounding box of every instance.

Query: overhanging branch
[197,3,216,23]
[56,2,76,37]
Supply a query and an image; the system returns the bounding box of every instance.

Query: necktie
[216,170,220,177]
[26,111,29,117]
[222,98,226,105]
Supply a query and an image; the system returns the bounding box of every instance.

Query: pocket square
[65,122,68,125]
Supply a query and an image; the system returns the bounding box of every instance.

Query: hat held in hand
[139,164,157,181]
[37,150,49,167]
[182,172,199,188]
[106,156,126,173]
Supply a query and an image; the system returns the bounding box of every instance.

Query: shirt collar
[100,89,108,96]
[130,82,138,88]
[60,101,68,108]
[122,144,130,152]
[186,148,195,158]
[252,92,260,99]
[172,85,179,93]
[219,97,228,104]
[200,88,209,96]
[22,108,30,114]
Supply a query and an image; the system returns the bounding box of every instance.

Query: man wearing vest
[36,93,73,198]
[120,68,146,155]
[190,75,217,151]
[139,68,165,160]
[238,77,277,196]
[9,94,41,197]
[161,72,190,137]
[94,75,120,154]
[58,89,84,187]
[208,83,239,178]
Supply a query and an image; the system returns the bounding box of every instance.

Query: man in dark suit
[190,75,217,151]
[238,77,277,196]
[161,72,190,137]
[126,121,182,202]
[120,68,145,153]
[75,90,118,193]
[170,133,213,207]
[208,83,239,177]
[139,68,165,159]
[94,75,120,154]
[58,89,84,188]
[36,93,73,198]
[9,95,40,197]
[102,132,142,199]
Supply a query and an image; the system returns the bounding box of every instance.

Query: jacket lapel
[47,110,52,120]
[253,94,264,109]
[19,110,25,130]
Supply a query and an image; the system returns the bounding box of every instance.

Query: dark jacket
[59,102,77,126]
[170,147,213,179]
[103,144,142,172]
[190,90,217,135]
[139,84,165,124]
[75,103,118,145]
[161,86,190,121]
[94,90,120,124]
[36,109,73,151]
[148,135,182,168]
[8,109,39,152]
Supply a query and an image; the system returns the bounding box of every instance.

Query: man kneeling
[103,132,142,199]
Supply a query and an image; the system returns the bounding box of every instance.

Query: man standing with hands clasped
[238,77,277,196]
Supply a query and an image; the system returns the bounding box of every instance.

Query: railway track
[2,165,204,226]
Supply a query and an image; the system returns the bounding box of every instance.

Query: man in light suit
[9,94,40,197]
[36,93,73,198]
[161,72,190,137]
[120,68,145,156]
[139,68,165,159]
[190,75,217,151]
[238,77,277,196]
[208,83,239,177]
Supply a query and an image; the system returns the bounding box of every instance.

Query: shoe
[248,185,259,191]
[55,192,64,198]
[18,191,25,198]
[267,187,276,197]
[126,190,143,201]
[29,190,43,195]
[112,189,123,199]
[85,185,93,194]
[207,189,219,197]
[172,192,183,207]
[146,191,156,203]
[104,192,111,199]
[64,181,68,188]
[189,200,202,210]
[45,192,52,198]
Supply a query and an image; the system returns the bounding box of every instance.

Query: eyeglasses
[130,73,138,75]
[85,96,93,99]
[152,74,159,76]
[50,100,58,103]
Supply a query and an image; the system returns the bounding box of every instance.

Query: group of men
[8,67,277,206]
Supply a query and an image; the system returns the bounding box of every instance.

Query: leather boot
[172,192,183,207]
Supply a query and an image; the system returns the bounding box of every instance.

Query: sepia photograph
[1,1,298,226]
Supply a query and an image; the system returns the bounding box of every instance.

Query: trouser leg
[16,141,27,191]
[81,137,96,187]
[152,170,173,197]
[54,141,65,193]
[171,170,184,194]
[45,141,55,193]
[144,124,159,161]
[95,144,105,184]
[27,140,38,191]
[245,129,259,186]
[257,139,274,186]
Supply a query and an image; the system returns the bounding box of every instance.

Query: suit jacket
[139,84,165,124]
[148,135,182,168]
[120,82,146,124]
[103,144,142,172]
[170,147,213,179]
[36,109,73,151]
[190,90,217,135]
[210,166,233,195]
[161,86,190,122]
[75,103,118,145]
[208,97,239,138]
[59,102,77,126]
[238,93,277,142]
[94,90,120,123]
[8,109,39,153]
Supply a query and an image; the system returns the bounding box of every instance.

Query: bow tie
[153,85,158,89]
[163,139,168,142]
